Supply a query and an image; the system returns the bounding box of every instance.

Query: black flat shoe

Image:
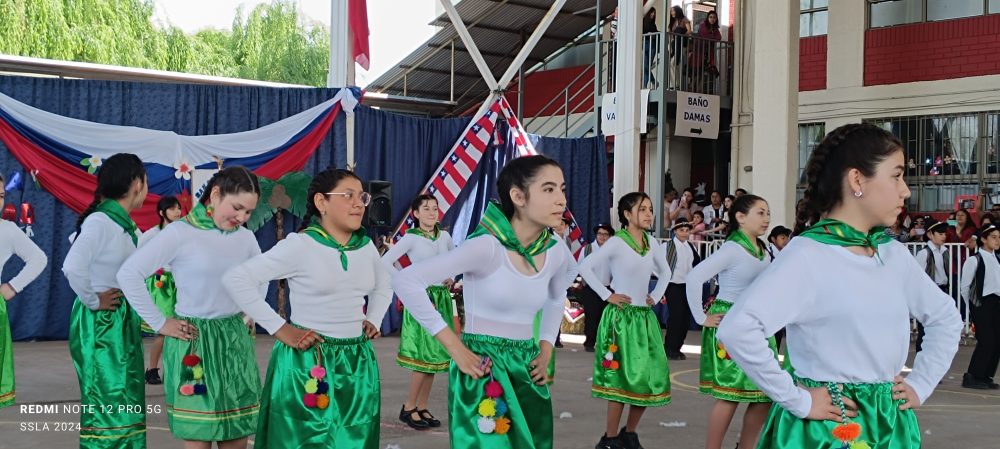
[962,373,990,390]
[145,368,162,385]
[418,409,442,427]
[399,405,430,430]
[619,427,644,449]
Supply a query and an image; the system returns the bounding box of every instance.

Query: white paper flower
[604,352,614,361]
[174,161,193,180]
[81,156,103,174]
[477,416,496,434]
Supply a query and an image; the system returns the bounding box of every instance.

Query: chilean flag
[350,0,371,70]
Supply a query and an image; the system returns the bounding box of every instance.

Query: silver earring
[854,191,863,198]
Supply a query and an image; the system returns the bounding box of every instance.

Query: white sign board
[191,169,219,202]
[675,92,720,139]
[601,89,650,136]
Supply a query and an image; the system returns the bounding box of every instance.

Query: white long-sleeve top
[717,238,962,419]
[0,220,47,294]
[960,249,1000,301]
[381,231,454,275]
[62,213,136,310]
[914,241,949,286]
[684,240,770,324]
[392,235,577,344]
[669,237,696,284]
[580,242,613,286]
[223,232,393,338]
[577,235,671,305]
[117,221,263,331]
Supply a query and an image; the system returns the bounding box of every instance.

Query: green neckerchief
[95,199,138,246]
[302,219,372,271]
[406,224,440,241]
[798,218,892,263]
[468,201,556,272]
[615,228,650,256]
[726,228,766,261]
[184,203,237,234]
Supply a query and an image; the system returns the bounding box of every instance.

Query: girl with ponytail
[117,166,263,448]
[222,168,394,448]
[685,193,774,449]
[717,123,962,449]
[381,194,456,430]
[137,195,184,386]
[62,153,148,448]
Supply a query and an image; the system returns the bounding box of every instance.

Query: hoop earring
[853,191,863,198]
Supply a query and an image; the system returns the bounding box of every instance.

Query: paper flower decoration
[174,161,193,180]
[81,156,103,174]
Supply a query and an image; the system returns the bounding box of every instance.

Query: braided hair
[794,123,903,235]
[299,168,362,232]
[75,153,146,235]
[617,192,652,229]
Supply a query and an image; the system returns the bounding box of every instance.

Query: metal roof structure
[365,0,614,116]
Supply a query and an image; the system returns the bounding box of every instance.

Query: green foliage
[0,0,330,86]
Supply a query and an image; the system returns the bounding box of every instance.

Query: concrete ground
[1,331,997,448]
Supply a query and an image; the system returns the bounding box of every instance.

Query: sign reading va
[675,92,720,139]
[600,89,650,136]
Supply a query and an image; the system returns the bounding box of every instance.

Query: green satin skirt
[139,271,177,334]
[68,298,147,448]
[257,333,380,449]
[449,334,552,449]
[0,299,14,408]
[162,314,260,442]
[699,299,776,403]
[757,376,920,449]
[591,304,671,407]
[397,285,453,373]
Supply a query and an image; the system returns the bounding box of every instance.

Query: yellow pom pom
[305,379,318,394]
[717,349,727,359]
[608,344,618,353]
[192,366,204,380]
[478,398,496,417]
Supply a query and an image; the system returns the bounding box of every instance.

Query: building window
[797,123,826,188]
[866,112,998,212]
[869,0,923,28]
[800,0,829,37]
[928,0,984,21]
[870,0,997,27]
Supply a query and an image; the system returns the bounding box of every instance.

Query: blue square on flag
[461,140,470,148]
[429,185,437,194]
[472,124,481,132]
[438,170,447,179]
[449,154,459,163]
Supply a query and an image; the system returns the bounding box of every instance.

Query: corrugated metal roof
[366,0,613,116]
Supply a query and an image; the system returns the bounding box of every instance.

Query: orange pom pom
[832,422,862,442]
[495,417,511,434]
[609,360,620,370]
[608,344,618,353]
[155,281,164,289]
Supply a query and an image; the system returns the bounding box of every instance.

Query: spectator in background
[914,221,951,353]
[766,226,792,259]
[642,7,659,88]
[703,191,727,229]
[951,208,978,249]
[983,213,996,228]
[692,9,722,93]
[667,5,692,89]
[690,210,707,242]
[734,188,747,198]
[886,216,910,243]
[909,216,928,243]
[991,203,1000,215]
[669,188,696,225]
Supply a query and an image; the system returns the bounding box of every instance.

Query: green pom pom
[304,378,318,394]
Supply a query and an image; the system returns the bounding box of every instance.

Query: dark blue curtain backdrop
[0,75,347,341]
[353,106,610,334]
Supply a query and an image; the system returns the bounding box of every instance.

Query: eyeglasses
[324,191,372,206]
[596,232,611,237]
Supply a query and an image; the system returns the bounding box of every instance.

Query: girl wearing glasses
[381,194,455,430]
[117,166,263,449]
[223,168,393,449]
[393,155,577,449]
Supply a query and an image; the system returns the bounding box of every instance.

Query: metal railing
[680,240,975,340]
[600,31,733,97]
[523,61,597,137]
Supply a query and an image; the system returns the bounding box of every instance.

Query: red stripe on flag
[432,178,456,204]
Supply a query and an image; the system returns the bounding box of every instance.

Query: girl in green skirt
[62,153,149,448]
[138,195,184,385]
[0,173,48,409]
[381,194,456,430]
[118,166,263,449]
[223,168,394,449]
[685,194,774,449]
[717,123,962,449]
[578,192,672,449]
[393,155,578,449]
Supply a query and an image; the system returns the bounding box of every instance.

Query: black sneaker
[145,368,162,385]
[619,427,644,449]
[987,378,1000,390]
[962,373,990,390]
[595,433,625,449]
